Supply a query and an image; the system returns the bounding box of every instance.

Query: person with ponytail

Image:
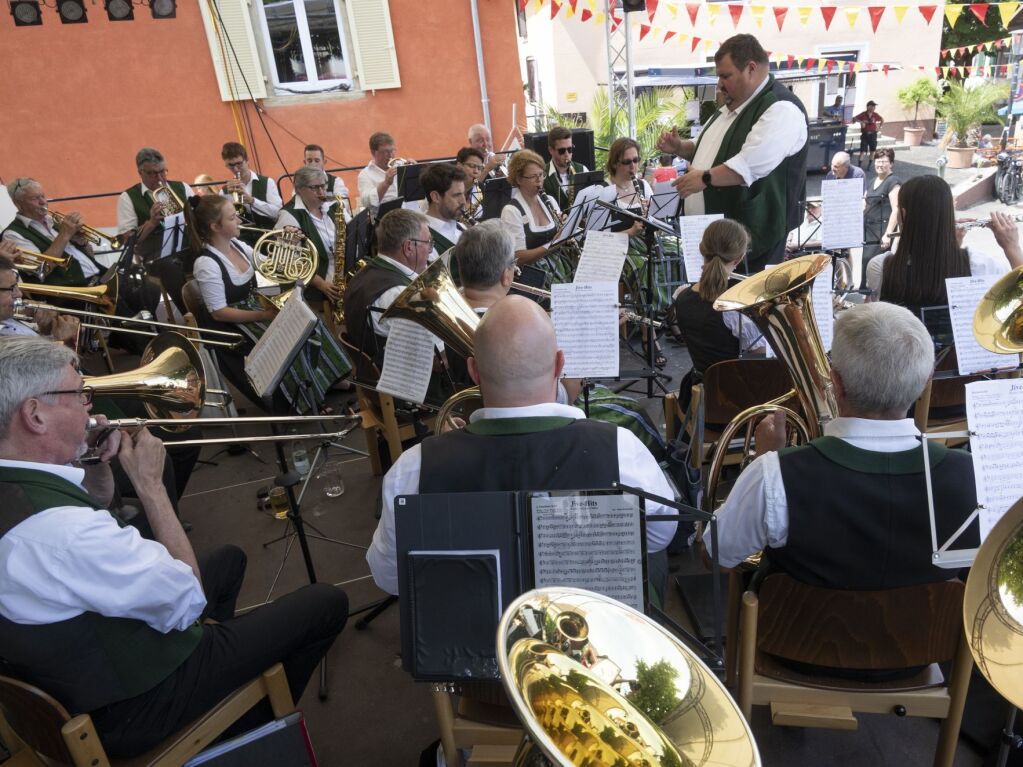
[670,218,765,411]
[186,195,351,414]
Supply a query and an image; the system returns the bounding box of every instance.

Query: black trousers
[859,131,878,157]
[90,545,349,758]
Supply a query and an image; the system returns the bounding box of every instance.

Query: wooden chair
[0,663,295,767]
[736,575,972,767]
[432,689,522,767]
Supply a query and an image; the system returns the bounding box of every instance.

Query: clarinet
[630,172,650,218]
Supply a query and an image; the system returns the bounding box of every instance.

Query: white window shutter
[346,0,401,90]
[199,0,268,101]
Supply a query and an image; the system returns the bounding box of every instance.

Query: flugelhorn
[387,158,412,169]
[151,184,185,217]
[50,211,125,250]
[18,280,118,315]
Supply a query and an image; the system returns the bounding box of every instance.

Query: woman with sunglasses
[594,138,676,367]
[499,149,576,288]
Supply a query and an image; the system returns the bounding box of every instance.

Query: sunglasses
[619,157,641,166]
[555,147,574,155]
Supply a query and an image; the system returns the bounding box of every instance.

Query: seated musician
[420,163,468,264]
[343,209,434,376]
[357,132,401,216]
[276,165,346,312]
[499,149,574,288]
[221,141,283,243]
[366,295,678,598]
[543,125,590,212]
[302,143,350,201]
[0,252,79,342]
[704,302,980,590]
[456,146,486,224]
[671,219,765,412]
[467,123,506,179]
[2,178,103,287]
[116,147,194,312]
[0,335,348,758]
[188,195,351,414]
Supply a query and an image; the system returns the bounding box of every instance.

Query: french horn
[251,228,318,311]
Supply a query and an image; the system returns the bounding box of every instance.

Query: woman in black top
[671,219,763,412]
[861,148,901,282]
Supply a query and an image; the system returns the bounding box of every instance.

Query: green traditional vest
[2,218,87,286]
[288,200,341,301]
[543,161,587,211]
[125,180,189,224]
[695,75,790,258]
[248,174,276,231]
[0,466,203,713]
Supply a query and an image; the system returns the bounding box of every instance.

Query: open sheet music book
[245,291,317,398]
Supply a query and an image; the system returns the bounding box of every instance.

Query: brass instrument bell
[973,265,1023,354]
[50,211,125,250]
[251,228,318,311]
[150,184,185,217]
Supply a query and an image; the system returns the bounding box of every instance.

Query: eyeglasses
[464,163,485,172]
[520,174,545,183]
[408,238,433,249]
[304,184,327,193]
[0,284,20,292]
[619,157,641,166]
[555,147,574,155]
[38,386,93,406]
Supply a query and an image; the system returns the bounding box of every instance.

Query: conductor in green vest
[658,34,809,273]
[0,335,349,757]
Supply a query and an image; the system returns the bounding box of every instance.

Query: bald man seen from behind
[366,295,678,600]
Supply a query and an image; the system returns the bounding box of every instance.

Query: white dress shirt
[222,174,283,222]
[426,214,463,262]
[0,318,38,337]
[366,402,678,595]
[0,458,206,632]
[865,247,1008,296]
[357,160,398,212]
[366,254,438,348]
[704,418,923,567]
[276,199,337,283]
[2,214,99,279]
[192,241,255,312]
[684,76,807,216]
[722,311,767,352]
[500,189,558,252]
[116,182,195,258]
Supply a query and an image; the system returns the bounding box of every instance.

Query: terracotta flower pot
[946,146,975,169]
[903,126,925,146]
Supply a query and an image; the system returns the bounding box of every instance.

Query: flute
[956,212,1023,231]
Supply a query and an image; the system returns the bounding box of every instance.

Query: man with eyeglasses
[357,131,404,217]
[657,34,808,272]
[276,165,349,309]
[543,126,589,212]
[302,143,350,201]
[0,334,349,758]
[221,142,283,244]
[456,146,487,224]
[0,254,80,342]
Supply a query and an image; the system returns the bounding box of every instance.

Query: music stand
[375,196,405,222]
[397,163,426,202]
[568,170,604,200]
[481,176,512,220]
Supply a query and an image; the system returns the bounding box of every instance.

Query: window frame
[253,0,356,95]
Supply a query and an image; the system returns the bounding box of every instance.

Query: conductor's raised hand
[656,130,684,156]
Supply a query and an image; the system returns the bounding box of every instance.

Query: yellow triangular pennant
[594,10,605,23]
[533,0,543,13]
[704,38,715,52]
[677,32,688,44]
[750,5,766,27]
[796,56,805,67]
[707,4,721,25]
[893,5,908,23]
[942,65,950,78]
[797,6,812,25]
[818,58,826,71]
[586,0,596,11]
[844,7,860,27]
[1000,2,1020,28]
[666,3,678,20]
[944,4,963,28]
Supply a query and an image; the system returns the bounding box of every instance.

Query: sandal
[641,337,668,369]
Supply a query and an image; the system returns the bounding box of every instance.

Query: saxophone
[331,195,347,325]
[566,165,576,207]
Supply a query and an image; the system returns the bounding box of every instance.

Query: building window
[256,0,353,93]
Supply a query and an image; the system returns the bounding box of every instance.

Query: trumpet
[51,211,124,250]
[230,172,246,212]
[509,282,664,328]
[387,157,412,169]
[13,299,244,349]
[151,184,185,217]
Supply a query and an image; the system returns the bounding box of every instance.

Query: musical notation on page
[551,282,619,379]
[967,379,1023,540]
[947,275,1017,376]
[245,292,317,398]
[573,230,628,284]
[678,213,723,284]
[821,177,864,250]
[376,319,436,405]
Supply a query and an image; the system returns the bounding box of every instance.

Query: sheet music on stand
[549,200,587,248]
[946,275,1017,376]
[966,379,1023,541]
[678,213,723,284]
[529,490,645,612]
[376,318,436,405]
[649,181,682,221]
[573,230,628,283]
[244,290,317,398]
[551,282,619,378]
[821,177,864,250]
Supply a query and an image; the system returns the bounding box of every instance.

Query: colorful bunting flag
[691,36,701,51]
[969,3,989,26]
[728,4,744,27]
[797,6,812,24]
[706,4,721,24]
[867,5,885,32]
[639,22,651,39]
[519,0,527,13]
[646,0,658,22]
[999,2,1019,27]
[918,5,937,24]
[750,5,765,27]
[944,4,963,28]
[893,5,908,24]
[844,7,860,27]
[665,2,677,20]
[551,0,561,20]
[581,7,592,21]
[820,5,836,30]
[786,53,795,67]
[883,63,890,76]
[773,6,788,30]
[685,2,699,24]
[825,60,835,73]
[663,29,676,42]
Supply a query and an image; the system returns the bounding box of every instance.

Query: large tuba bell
[83,331,206,427]
[380,258,480,360]
[498,587,761,766]
[973,264,1023,354]
[251,228,318,311]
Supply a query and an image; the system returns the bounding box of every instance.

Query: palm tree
[937,81,1007,148]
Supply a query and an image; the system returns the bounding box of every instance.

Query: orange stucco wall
[0,0,525,226]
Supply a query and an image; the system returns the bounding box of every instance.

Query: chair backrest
[181,278,204,320]
[755,575,965,670]
[0,674,75,765]
[701,358,795,427]
[338,331,380,390]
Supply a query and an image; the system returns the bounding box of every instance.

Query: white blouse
[193,240,255,312]
[500,188,559,252]
[865,246,1008,297]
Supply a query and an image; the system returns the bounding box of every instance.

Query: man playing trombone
[0,335,349,758]
[3,177,103,286]
[0,253,79,342]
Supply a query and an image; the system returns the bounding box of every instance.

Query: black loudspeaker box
[521,128,596,173]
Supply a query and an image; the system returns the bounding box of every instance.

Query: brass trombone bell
[381,258,480,360]
[50,211,125,250]
[18,280,118,315]
[973,265,1023,354]
[83,331,206,425]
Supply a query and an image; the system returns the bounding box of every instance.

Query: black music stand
[480,177,512,220]
[397,163,426,202]
[568,170,604,200]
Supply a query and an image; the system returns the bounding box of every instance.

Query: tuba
[251,228,318,311]
[973,264,1023,354]
[83,331,206,428]
[498,587,761,766]
[380,258,480,360]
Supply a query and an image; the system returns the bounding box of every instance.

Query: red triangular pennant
[685,2,699,25]
[918,5,937,24]
[519,0,528,13]
[663,29,676,42]
[867,6,885,32]
[691,36,702,52]
[969,3,989,25]
[773,6,788,30]
[786,54,795,68]
[950,65,958,76]
[728,3,744,27]
[581,8,592,20]
[805,57,817,69]
[883,64,890,76]
[639,23,651,39]
[825,59,835,73]
[567,0,577,11]
[820,6,837,30]
[646,0,658,22]
[551,0,561,19]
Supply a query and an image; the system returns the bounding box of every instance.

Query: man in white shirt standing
[0,335,349,758]
[357,131,402,216]
[658,34,808,272]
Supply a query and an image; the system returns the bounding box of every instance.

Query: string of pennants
[525,0,1022,35]
[941,34,1012,58]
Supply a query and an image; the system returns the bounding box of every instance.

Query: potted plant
[937,81,1008,168]
[896,77,942,146]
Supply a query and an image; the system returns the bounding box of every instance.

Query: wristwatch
[701,170,714,188]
